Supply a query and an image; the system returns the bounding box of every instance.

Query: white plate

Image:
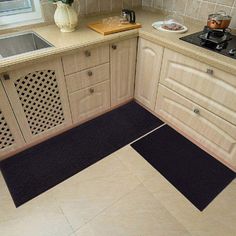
[152,20,188,33]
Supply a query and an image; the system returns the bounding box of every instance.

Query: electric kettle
[121,9,136,24]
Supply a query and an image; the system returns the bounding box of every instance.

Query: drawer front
[155,85,236,167]
[66,63,110,93]
[160,49,236,125]
[69,81,110,123]
[62,45,109,75]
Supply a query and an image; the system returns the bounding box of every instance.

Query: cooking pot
[207,11,232,29]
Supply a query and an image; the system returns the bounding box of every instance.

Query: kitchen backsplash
[41,0,236,29]
[41,0,142,23]
[142,0,236,29]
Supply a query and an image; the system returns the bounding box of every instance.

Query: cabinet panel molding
[110,38,137,106]
[135,38,163,110]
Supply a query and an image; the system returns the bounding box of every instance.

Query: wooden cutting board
[88,21,142,35]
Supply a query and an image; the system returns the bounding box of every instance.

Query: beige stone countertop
[0,10,236,75]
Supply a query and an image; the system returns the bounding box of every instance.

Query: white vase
[54,2,78,33]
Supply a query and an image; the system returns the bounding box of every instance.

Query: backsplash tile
[41,0,142,23]
[143,0,236,29]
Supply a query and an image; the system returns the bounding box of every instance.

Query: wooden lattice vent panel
[14,70,65,136]
[0,109,15,149]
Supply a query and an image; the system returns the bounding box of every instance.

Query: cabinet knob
[89,88,95,94]
[3,74,10,80]
[193,108,200,114]
[85,50,91,57]
[206,69,214,75]
[111,44,117,50]
[87,71,93,77]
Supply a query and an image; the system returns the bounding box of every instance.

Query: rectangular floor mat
[0,102,164,207]
[131,125,236,211]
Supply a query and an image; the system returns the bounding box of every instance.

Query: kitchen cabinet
[135,38,163,110]
[69,81,110,123]
[64,45,111,124]
[155,85,236,166]
[1,58,72,144]
[156,48,236,168]
[110,38,137,106]
[0,82,25,158]
[159,49,236,125]
[62,45,109,75]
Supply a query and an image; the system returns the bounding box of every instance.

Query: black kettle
[122,9,136,24]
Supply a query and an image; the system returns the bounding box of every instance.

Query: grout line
[72,183,143,234]
[59,206,75,234]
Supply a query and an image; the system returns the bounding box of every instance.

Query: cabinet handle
[111,44,117,50]
[206,69,214,75]
[193,108,200,114]
[87,71,93,76]
[89,88,95,94]
[3,74,10,80]
[85,50,91,57]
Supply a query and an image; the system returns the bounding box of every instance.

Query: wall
[142,0,236,28]
[41,0,142,23]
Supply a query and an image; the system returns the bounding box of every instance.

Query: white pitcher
[54,2,78,32]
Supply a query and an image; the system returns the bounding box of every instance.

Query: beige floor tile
[0,172,73,236]
[116,145,158,182]
[74,185,190,236]
[143,172,236,235]
[50,153,141,231]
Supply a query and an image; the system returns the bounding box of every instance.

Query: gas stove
[180,26,236,59]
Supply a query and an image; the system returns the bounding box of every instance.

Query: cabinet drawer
[160,49,236,125]
[155,85,236,167]
[62,45,109,75]
[66,63,109,93]
[69,81,110,123]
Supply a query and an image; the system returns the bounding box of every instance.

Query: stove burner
[199,26,232,45]
[180,27,236,60]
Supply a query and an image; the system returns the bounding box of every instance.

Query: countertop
[0,10,236,75]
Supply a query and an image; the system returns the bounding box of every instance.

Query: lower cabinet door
[69,81,111,123]
[0,82,25,159]
[155,85,236,169]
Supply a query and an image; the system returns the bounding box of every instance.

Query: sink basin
[0,32,53,59]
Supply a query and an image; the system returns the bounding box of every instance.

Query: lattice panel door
[2,59,72,143]
[0,109,15,150]
[0,82,25,158]
[14,70,65,136]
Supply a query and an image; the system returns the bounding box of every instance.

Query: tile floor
[0,137,236,236]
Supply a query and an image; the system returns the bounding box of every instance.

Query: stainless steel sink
[0,32,53,59]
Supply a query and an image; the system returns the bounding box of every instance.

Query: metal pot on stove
[207,11,232,29]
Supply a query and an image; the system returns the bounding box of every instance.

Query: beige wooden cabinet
[156,48,236,169]
[69,81,110,123]
[155,85,236,167]
[63,45,111,124]
[0,82,25,159]
[135,38,163,110]
[110,38,137,106]
[159,49,236,125]
[1,58,72,144]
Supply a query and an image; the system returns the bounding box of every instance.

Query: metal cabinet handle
[87,71,93,76]
[85,50,91,57]
[111,44,117,50]
[206,68,214,75]
[193,108,200,114]
[3,74,10,80]
[89,88,94,94]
